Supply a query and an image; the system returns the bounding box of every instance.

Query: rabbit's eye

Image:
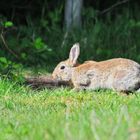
[60,66,65,70]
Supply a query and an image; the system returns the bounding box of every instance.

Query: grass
[0,80,140,140]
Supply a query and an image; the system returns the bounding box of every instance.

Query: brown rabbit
[52,43,140,92]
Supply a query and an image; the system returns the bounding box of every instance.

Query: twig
[100,0,130,15]
[0,30,19,59]
[25,76,70,89]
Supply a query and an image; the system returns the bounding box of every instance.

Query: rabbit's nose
[52,73,57,78]
[52,73,61,80]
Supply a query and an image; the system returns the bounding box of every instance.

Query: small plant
[33,37,52,52]
[0,57,23,81]
[4,21,13,28]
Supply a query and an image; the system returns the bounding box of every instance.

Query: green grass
[0,80,140,140]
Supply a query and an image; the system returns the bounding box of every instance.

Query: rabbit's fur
[52,43,140,92]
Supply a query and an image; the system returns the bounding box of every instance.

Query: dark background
[0,0,140,78]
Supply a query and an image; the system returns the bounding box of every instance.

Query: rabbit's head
[52,43,80,82]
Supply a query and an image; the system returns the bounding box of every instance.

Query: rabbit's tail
[136,81,140,93]
[135,78,140,93]
[136,88,140,93]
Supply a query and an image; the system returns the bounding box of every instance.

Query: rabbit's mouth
[57,76,71,82]
[52,72,71,82]
[53,75,61,80]
[53,75,68,81]
[58,77,70,82]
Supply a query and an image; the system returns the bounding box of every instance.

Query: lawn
[0,80,140,140]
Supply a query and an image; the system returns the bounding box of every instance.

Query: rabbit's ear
[69,43,80,66]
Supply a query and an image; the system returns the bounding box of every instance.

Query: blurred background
[0,0,140,79]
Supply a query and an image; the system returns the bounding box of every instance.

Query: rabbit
[52,43,140,93]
